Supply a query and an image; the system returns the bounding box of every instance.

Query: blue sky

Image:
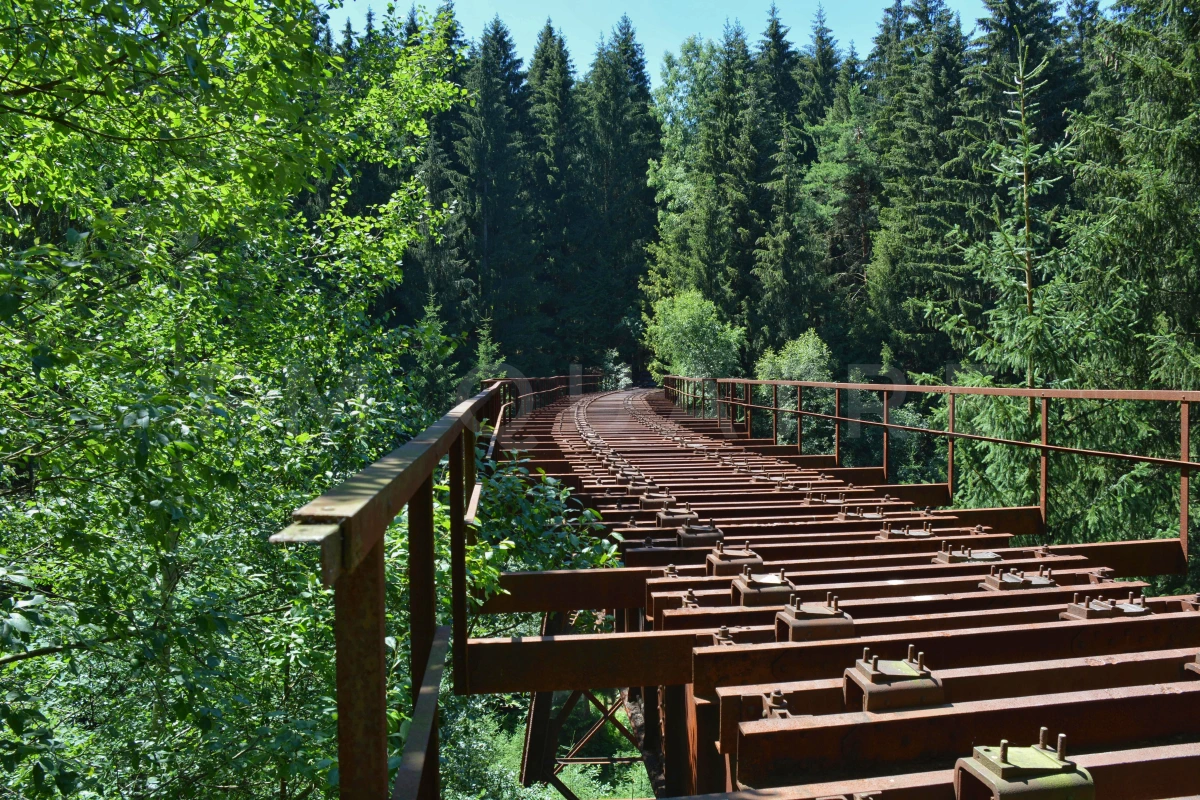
[327,0,991,85]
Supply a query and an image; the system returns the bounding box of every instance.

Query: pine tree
[1071,0,1200,389]
[402,6,421,42]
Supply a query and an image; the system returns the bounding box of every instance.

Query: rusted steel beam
[289,388,494,580]
[334,539,389,800]
[692,603,1200,696]
[480,567,663,613]
[735,681,1200,788]
[390,625,450,800]
[466,629,698,693]
[662,581,1151,631]
[624,533,1015,568]
[648,563,1100,627]
[686,741,1200,800]
[929,506,1044,537]
[716,645,1198,760]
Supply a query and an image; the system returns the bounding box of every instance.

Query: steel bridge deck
[480,388,1200,800]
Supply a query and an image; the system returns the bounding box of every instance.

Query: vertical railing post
[334,538,388,799]
[408,475,438,799]
[701,379,707,419]
[772,384,778,446]
[746,382,753,439]
[882,390,890,483]
[1182,400,1191,562]
[1039,397,1049,532]
[797,385,803,454]
[947,394,956,501]
[450,432,467,693]
[409,476,436,699]
[834,388,842,466]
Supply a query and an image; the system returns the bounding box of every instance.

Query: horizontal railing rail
[270,372,598,800]
[663,375,1195,557]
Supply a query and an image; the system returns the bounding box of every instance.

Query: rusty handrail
[270,372,599,800]
[663,374,1194,557]
[391,625,451,800]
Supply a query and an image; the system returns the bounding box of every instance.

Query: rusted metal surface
[272,376,597,800]
[479,385,1197,800]
[391,625,450,800]
[278,376,1200,800]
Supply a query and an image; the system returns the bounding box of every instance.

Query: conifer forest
[1,0,1198,797]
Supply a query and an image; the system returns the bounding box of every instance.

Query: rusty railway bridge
[273,374,1200,800]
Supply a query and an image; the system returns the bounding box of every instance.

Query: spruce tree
[967,0,1074,151]
[453,18,543,371]
[800,7,840,130]
[754,4,803,159]
[752,119,822,351]
[865,0,974,373]
[691,23,764,338]
[527,21,584,366]
[579,16,660,365]
[802,44,883,363]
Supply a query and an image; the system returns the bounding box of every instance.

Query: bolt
[999,740,1009,762]
[907,644,916,662]
[685,588,697,603]
[862,647,871,662]
[833,596,840,611]
[870,655,879,671]
[917,652,925,671]
[1073,593,1079,604]
[666,564,678,577]
[1057,733,1067,761]
[1128,591,1135,604]
[1039,727,1049,748]
[826,592,832,607]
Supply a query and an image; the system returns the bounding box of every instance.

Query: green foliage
[755,330,834,382]
[473,320,508,387]
[645,291,746,379]
[933,43,1078,391]
[601,350,635,391]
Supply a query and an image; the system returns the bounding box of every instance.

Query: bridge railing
[663,375,1198,557]
[271,373,598,800]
